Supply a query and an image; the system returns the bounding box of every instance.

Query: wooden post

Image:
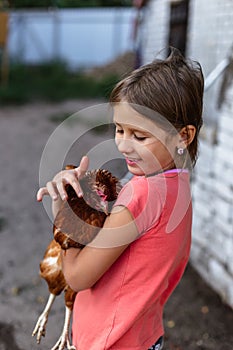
[0,11,9,86]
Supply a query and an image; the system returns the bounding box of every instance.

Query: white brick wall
[187,0,233,124]
[142,0,170,63]
[144,0,233,69]
[191,81,233,308]
[187,0,233,66]
[143,0,233,308]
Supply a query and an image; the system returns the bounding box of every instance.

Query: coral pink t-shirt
[72,170,192,349]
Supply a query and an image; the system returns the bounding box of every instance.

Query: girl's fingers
[36,187,49,201]
[75,155,89,179]
[46,181,60,200]
[37,156,89,202]
[69,178,83,198]
[55,173,82,199]
[56,180,68,201]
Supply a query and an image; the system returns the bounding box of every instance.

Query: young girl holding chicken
[37,47,204,350]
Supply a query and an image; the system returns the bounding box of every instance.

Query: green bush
[9,0,132,8]
[0,61,119,104]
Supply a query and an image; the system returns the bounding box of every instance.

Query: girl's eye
[134,134,147,141]
[116,128,124,134]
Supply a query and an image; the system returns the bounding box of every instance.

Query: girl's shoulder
[123,170,190,190]
[115,175,165,226]
[118,171,190,207]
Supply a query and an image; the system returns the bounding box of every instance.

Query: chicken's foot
[51,306,76,350]
[32,293,56,343]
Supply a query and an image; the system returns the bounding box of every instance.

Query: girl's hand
[36,156,89,202]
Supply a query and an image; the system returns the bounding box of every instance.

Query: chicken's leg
[32,293,56,343]
[51,306,76,350]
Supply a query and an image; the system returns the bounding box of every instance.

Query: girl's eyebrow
[114,122,152,136]
[114,122,122,127]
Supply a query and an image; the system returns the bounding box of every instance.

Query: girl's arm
[61,206,138,292]
[36,155,137,291]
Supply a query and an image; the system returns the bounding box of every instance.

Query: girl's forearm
[61,248,82,290]
[60,208,137,292]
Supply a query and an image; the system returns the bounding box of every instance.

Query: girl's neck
[145,167,188,178]
[145,160,176,178]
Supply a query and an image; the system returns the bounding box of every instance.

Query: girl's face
[113,103,178,176]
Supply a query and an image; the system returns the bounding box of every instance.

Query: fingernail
[78,192,83,198]
[62,195,67,200]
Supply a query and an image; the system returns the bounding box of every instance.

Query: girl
[37,48,204,350]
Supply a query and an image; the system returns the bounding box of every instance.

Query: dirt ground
[0,100,233,350]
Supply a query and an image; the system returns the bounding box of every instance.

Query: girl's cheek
[115,136,120,146]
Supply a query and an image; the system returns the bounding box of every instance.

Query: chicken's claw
[32,293,56,343]
[32,312,48,343]
[51,336,76,350]
[50,306,75,350]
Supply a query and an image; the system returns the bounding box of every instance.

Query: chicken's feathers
[53,168,122,250]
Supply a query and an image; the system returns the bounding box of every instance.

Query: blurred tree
[10,0,54,8]
[0,0,10,8]
[9,0,132,8]
[101,0,131,6]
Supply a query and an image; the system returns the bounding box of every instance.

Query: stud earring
[177,148,184,155]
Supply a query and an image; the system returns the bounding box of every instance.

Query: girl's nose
[115,138,134,154]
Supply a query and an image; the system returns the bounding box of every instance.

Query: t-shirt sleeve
[113,177,163,235]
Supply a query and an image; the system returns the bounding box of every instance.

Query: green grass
[0,61,119,104]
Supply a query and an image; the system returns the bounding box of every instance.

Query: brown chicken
[32,167,122,350]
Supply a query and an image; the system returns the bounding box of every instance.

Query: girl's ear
[178,125,196,148]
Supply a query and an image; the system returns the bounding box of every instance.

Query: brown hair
[110,47,204,167]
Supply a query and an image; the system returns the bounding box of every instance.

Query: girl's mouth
[125,158,139,166]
